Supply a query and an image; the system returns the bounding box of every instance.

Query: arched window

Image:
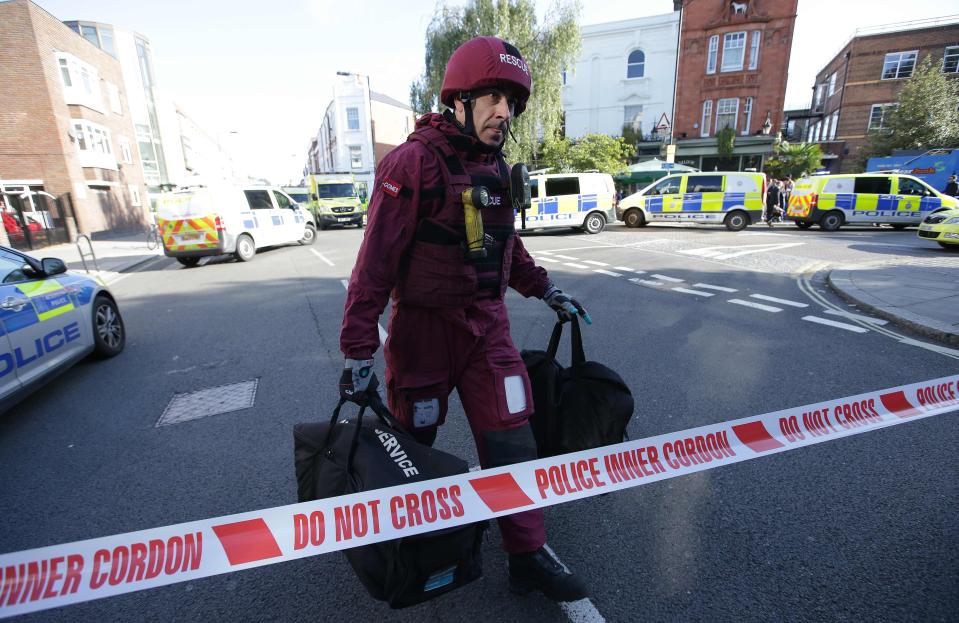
[627,50,645,78]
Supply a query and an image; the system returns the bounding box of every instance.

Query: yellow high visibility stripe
[17,279,75,321]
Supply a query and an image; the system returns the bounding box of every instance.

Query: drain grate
[157,379,258,427]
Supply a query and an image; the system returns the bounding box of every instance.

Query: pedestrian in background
[766,179,783,227]
[945,175,958,197]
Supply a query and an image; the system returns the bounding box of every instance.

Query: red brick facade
[0,0,148,240]
[810,23,959,173]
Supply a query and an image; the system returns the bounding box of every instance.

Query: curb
[827,269,959,346]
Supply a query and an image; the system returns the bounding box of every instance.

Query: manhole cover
[157,379,258,427]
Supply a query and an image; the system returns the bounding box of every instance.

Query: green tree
[409,0,582,164]
[536,134,631,174]
[764,141,824,179]
[538,135,572,172]
[859,54,959,165]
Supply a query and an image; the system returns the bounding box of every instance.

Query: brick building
[671,0,798,171]
[807,17,959,173]
[0,0,148,250]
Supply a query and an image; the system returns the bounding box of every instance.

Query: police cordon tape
[2,374,957,618]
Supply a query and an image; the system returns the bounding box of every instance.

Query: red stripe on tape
[469,473,534,512]
[212,519,282,565]
[732,421,784,453]
[880,391,922,418]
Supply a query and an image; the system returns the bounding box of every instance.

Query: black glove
[339,358,377,405]
[543,284,592,324]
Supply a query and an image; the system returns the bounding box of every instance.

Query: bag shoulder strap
[409,126,471,187]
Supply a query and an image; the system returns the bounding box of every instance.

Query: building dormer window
[627,50,645,78]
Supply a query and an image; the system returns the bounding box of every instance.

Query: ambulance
[785,173,958,231]
[618,172,766,231]
[156,185,316,267]
[306,174,364,229]
[519,172,616,234]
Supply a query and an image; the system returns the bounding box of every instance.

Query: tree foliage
[716,126,736,158]
[537,134,632,175]
[410,0,582,164]
[763,141,824,179]
[860,54,959,164]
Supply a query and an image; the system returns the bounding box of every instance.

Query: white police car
[1,245,125,413]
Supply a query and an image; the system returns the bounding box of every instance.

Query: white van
[156,185,316,267]
[518,172,616,234]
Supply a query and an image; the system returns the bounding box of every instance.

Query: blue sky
[33,0,957,183]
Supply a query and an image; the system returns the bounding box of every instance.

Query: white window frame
[748,31,761,70]
[346,107,360,131]
[815,83,825,107]
[701,100,713,137]
[741,97,753,136]
[55,52,104,112]
[706,35,719,74]
[868,103,898,132]
[626,50,645,79]
[944,45,959,74]
[118,136,133,164]
[348,145,362,169]
[715,97,738,132]
[828,111,839,140]
[128,184,141,207]
[821,115,831,141]
[107,82,122,115]
[881,51,917,80]
[721,32,747,72]
[828,72,837,96]
[806,123,815,142]
[72,119,117,170]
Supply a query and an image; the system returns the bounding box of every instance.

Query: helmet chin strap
[456,92,507,154]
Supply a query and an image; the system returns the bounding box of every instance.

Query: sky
[33,0,957,184]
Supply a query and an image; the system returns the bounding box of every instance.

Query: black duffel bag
[294,394,485,609]
[522,317,634,457]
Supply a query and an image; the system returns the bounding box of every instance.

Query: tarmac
[13,232,959,346]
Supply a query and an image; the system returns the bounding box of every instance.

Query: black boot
[508,546,588,602]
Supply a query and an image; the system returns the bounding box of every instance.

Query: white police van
[518,172,616,234]
[1,245,124,413]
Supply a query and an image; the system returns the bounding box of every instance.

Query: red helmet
[440,36,531,116]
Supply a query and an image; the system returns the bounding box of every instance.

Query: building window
[349,145,362,169]
[814,83,825,109]
[716,98,738,132]
[828,72,837,96]
[627,50,645,78]
[828,111,839,140]
[129,185,141,207]
[706,35,719,74]
[821,115,831,141]
[881,51,917,79]
[135,38,155,90]
[868,103,897,132]
[741,97,752,136]
[118,136,133,164]
[71,22,116,57]
[721,32,746,72]
[107,83,122,115]
[944,46,959,73]
[72,120,117,170]
[346,107,360,130]
[624,105,643,132]
[748,31,761,70]
[55,53,103,112]
[701,100,713,137]
[58,58,72,87]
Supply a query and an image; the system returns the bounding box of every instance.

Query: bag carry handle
[327,393,405,478]
[546,317,586,365]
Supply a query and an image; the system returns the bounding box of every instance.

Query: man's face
[455,87,517,147]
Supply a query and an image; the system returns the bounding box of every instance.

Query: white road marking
[650,274,683,283]
[594,269,623,277]
[680,242,804,260]
[750,294,809,308]
[542,544,607,623]
[672,287,715,297]
[614,266,644,273]
[583,260,609,266]
[564,262,589,269]
[536,256,561,263]
[630,278,666,287]
[554,254,580,260]
[728,299,783,312]
[693,283,738,293]
[802,316,869,333]
[824,309,889,325]
[897,338,959,357]
[310,249,335,266]
[341,279,388,344]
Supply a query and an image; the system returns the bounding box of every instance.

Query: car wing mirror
[41,257,67,276]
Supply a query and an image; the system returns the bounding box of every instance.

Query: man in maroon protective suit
[339,36,590,602]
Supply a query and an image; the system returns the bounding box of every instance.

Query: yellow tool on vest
[462,186,490,261]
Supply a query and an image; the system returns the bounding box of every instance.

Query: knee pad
[482,424,537,468]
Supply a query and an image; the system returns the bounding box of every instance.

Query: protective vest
[393,125,517,308]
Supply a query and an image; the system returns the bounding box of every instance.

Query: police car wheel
[795,221,813,230]
[723,211,748,231]
[939,242,959,251]
[176,257,200,268]
[299,224,317,245]
[583,212,606,234]
[819,212,843,231]
[92,295,125,359]
[624,209,645,228]
[234,234,256,262]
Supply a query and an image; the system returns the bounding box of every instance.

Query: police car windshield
[317,184,356,199]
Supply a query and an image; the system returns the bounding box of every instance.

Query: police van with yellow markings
[1,245,125,414]
[618,172,766,231]
[786,173,958,231]
[519,172,616,234]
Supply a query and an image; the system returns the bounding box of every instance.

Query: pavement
[17,232,959,345]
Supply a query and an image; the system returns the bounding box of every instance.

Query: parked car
[917,207,959,250]
[1,245,125,413]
